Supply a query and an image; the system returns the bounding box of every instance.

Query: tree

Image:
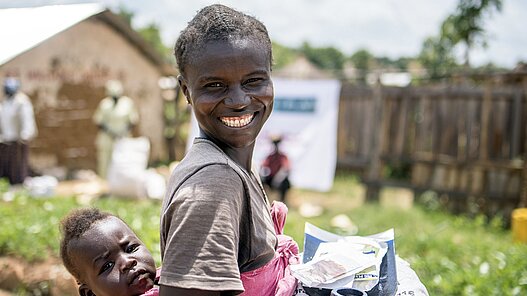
[300,42,346,72]
[116,7,172,62]
[441,0,502,67]
[418,36,459,79]
[350,49,374,82]
[272,42,298,70]
[117,5,134,26]
[137,23,172,61]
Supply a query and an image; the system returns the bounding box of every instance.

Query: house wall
[0,16,166,173]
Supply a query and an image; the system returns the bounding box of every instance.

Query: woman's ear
[78,283,95,296]
[177,75,191,105]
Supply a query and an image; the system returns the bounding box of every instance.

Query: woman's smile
[220,113,255,128]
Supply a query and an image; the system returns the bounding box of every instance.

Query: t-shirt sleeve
[160,164,245,292]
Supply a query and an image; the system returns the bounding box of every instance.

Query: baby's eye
[126,244,139,253]
[99,261,114,275]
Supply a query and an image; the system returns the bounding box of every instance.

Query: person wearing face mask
[93,80,138,179]
[0,77,37,184]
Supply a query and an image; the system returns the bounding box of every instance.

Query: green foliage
[272,41,298,70]
[116,5,134,26]
[440,0,503,67]
[300,42,346,72]
[0,193,161,266]
[350,49,373,71]
[418,36,459,79]
[138,23,172,60]
[0,178,9,194]
[417,0,503,78]
[383,162,412,180]
[115,6,173,63]
[375,56,413,72]
[350,49,374,82]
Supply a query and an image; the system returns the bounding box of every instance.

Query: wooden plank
[520,81,527,207]
[480,84,492,160]
[365,81,384,201]
[395,94,409,156]
[510,91,522,158]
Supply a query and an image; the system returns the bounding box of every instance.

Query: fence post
[520,81,527,208]
[366,79,384,201]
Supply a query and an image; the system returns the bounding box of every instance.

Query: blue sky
[2,0,526,68]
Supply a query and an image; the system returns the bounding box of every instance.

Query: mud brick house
[0,3,175,174]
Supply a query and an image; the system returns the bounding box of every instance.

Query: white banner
[186,77,341,192]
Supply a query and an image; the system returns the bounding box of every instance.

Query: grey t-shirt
[159,138,277,292]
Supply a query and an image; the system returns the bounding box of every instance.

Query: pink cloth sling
[240,201,299,296]
[140,268,161,296]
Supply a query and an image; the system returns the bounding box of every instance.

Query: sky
[2,0,526,69]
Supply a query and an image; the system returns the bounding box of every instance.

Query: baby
[59,207,158,296]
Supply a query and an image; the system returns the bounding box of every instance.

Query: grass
[1,174,527,295]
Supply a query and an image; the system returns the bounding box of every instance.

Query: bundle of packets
[290,223,397,295]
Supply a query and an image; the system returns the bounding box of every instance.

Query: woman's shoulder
[173,138,247,178]
[167,144,242,192]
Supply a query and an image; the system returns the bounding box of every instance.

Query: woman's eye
[126,244,139,253]
[99,261,114,275]
[244,78,263,86]
[204,82,223,88]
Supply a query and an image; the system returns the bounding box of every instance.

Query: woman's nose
[120,255,137,273]
[224,86,250,109]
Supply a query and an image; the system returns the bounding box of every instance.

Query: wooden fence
[337,81,527,220]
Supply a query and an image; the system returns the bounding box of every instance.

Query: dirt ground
[0,256,77,295]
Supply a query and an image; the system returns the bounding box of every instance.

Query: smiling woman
[159,4,298,296]
[179,38,274,155]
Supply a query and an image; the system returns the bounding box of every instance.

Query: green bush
[0,192,161,265]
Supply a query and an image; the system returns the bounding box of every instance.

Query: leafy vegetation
[1,173,526,295]
[440,0,503,67]
[417,0,503,79]
[0,188,162,265]
[300,42,346,73]
[272,41,299,70]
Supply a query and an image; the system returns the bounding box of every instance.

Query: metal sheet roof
[0,3,105,65]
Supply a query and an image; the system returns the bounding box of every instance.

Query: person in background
[0,77,37,184]
[260,135,291,204]
[159,4,298,296]
[93,80,138,178]
[60,207,159,296]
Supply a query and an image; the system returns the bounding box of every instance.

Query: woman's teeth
[220,114,254,128]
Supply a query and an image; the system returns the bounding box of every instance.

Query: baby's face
[70,217,156,296]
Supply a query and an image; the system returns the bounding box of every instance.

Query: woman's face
[180,38,274,149]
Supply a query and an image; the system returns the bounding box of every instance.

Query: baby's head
[174,4,272,76]
[60,208,156,296]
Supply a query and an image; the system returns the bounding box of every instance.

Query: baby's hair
[175,4,272,76]
[59,207,113,280]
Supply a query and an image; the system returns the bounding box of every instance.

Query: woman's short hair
[174,4,272,76]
